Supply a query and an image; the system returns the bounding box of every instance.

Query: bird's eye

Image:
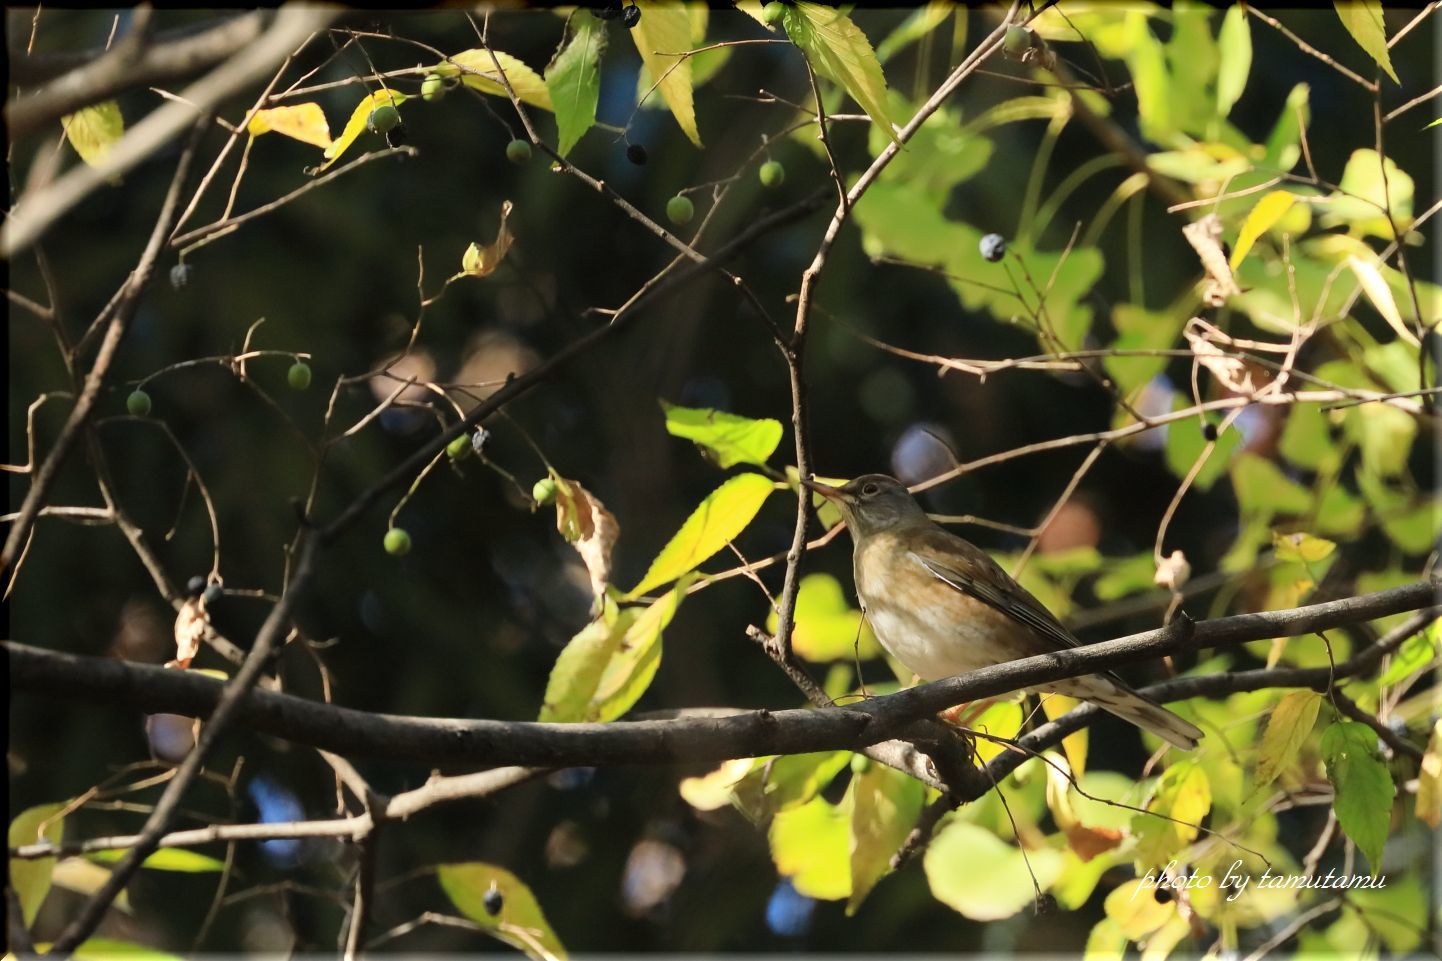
[861,483,880,497]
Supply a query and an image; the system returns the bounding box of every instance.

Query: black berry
[626,143,648,165]
[483,886,504,915]
[202,584,223,606]
[1155,887,1174,903]
[187,576,206,597]
[621,5,641,27]
[1034,893,1057,915]
[1202,422,1219,442]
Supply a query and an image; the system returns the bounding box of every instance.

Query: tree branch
[10,581,1435,770]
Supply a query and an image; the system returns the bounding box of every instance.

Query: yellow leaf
[461,200,516,279]
[438,49,553,110]
[624,472,774,598]
[1104,878,1177,939]
[631,2,702,146]
[769,796,851,900]
[1417,720,1442,829]
[318,89,407,172]
[61,101,124,167]
[1347,253,1421,346]
[679,758,755,811]
[10,803,65,925]
[1228,190,1296,270]
[1271,530,1336,563]
[1041,693,1089,777]
[1252,690,1322,791]
[247,103,332,149]
[1334,0,1399,84]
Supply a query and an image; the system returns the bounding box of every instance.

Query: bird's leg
[940,698,998,729]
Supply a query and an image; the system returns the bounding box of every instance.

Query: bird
[803,473,1202,751]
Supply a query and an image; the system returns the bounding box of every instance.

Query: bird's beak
[800,477,847,502]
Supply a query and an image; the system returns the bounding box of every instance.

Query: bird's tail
[1058,676,1203,751]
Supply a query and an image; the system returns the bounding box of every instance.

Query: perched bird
[804,474,1202,750]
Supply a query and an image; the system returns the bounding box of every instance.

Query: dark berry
[979,233,1007,263]
[187,575,206,597]
[385,124,407,146]
[666,194,695,226]
[506,139,532,164]
[1034,893,1057,915]
[202,584,224,606]
[483,886,504,915]
[626,143,648,165]
[367,104,400,134]
[1202,422,1219,442]
[1155,887,1174,903]
[759,160,785,188]
[621,5,641,27]
[594,1,622,19]
[471,428,491,454]
[169,263,191,290]
[287,361,312,390]
[126,389,152,417]
[384,528,412,556]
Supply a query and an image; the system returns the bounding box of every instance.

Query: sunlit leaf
[625,472,774,598]
[765,573,881,662]
[550,472,617,602]
[660,400,783,469]
[1163,411,1240,492]
[1380,622,1440,687]
[435,49,553,110]
[1351,403,1417,477]
[1347,254,1421,346]
[1320,720,1395,872]
[318,89,407,172]
[846,759,923,914]
[459,199,517,281]
[1229,191,1296,270]
[61,101,124,167]
[1126,10,1171,142]
[1418,720,1442,829]
[438,862,567,961]
[733,752,851,823]
[1104,878,1177,939]
[968,701,1023,764]
[587,576,691,722]
[1132,762,1210,866]
[73,938,183,960]
[1271,531,1335,563]
[1279,403,1336,471]
[1252,690,1322,791]
[1263,83,1310,171]
[1323,148,1413,238]
[769,795,851,900]
[1215,5,1251,117]
[1040,694,1088,776]
[631,1,701,146]
[678,758,755,811]
[246,103,332,149]
[876,2,953,64]
[1230,454,1312,517]
[87,847,225,872]
[1334,1,1399,84]
[781,1,896,141]
[10,802,65,925]
[546,14,606,156]
[924,820,1063,920]
[1084,916,1129,960]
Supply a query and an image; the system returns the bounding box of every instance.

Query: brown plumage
[805,474,1202,751]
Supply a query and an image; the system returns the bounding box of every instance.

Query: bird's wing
[909,528,1082,653]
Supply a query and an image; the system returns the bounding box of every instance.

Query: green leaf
[733,751,851,823]
[1230,454,1313,516]
[1334,1,1399,84]
[625,472,774,598]
[10,802,65,926]
[1252,690,1322,791]
[1347,253,1420,346]
[1350,403,1417,477]
[1278,402,1336,471]
[1320,721,1395,872]
[1271,531,1336,563]
[437,862,567,961]
[546,14,607,157]
[1093,552,1160,602]
[631,1,701,146]
[1263,82,1310,171]
[87,848,225,872]
[61,101,124,167]
[782,2,895,142]
[660,400,782,469]
[1084,917,1129,960]
[847,761,923,914]
[1132,762,1211,866]
[318,89,407,172]
[73,939,182,960]
[1229,191,1296,270]
[1215,5,1251,117]
[875,2,953,64]
[1163,414,1240,492]
[538,581,689,723]
[925,820,1063,920]
[1125,10,1172,142]
[764,573,881,662]
[1323,148,1414,239]
[1380,621,1441,687]
[435,49,553,110]
[1105,304,1187,396]
[769,795,851,900]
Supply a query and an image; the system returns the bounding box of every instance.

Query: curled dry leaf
[1182,214,1241,307]
[171,597,211,669]
[461,200,515,278]
[1183,317,1268,395]
[554,477,619,603]
[1154,550,1191,591]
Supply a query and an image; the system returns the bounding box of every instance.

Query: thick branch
[10,581,1434,769]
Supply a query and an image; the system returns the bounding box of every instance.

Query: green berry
[762,1,786,26]
[384,527,412,556]
[367,104,400,134]
[1003,25,1032,57]
[506,139,532,164]
[287,361,312,390]
[533,477,558,506]
[126,389,152,417]
[666,194,695,226]
[759,160,785,188]
[421,74,446,102]
[447,433,471,459]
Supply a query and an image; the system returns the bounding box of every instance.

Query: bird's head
[802,473,927,539]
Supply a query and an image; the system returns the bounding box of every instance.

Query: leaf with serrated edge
[782,2,896,142]
[631,2,701,146]
[436,50,553,109]
[661,400,783,468]
[546,15,606,156]
[625,472,773,598]
[1253,690,1322,791]
[1321,720,1396,872]
[1334,0,1399,84]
